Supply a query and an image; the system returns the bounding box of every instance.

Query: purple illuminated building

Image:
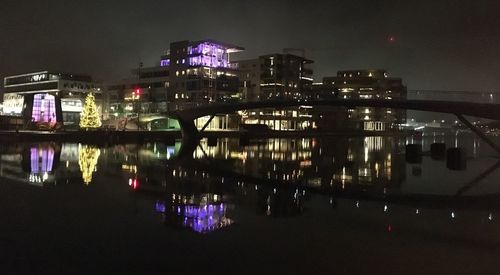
[106,39,244,125]
[165,39,244,109]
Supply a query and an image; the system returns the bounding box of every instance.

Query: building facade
[103,42,406,133]
[3,71,101,127]
[163,39,243,109]
[235,53,315,130]
[105,66,170,119]
[319,69,407,131]
[105,39,244,130]
[236,53,313,101]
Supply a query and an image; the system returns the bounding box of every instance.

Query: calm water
[1,132,500,274]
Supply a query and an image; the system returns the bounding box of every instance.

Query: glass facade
[32,93,57,123]
[187,42,233,69]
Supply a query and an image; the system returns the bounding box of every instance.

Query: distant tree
[79,93,101,129]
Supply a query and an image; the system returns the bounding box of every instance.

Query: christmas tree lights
[78,145,101,185]
[79,93,101,129]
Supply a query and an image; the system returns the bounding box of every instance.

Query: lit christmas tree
[79,92,102,129]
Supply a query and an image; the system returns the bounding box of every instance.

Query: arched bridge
[166,99,500,153]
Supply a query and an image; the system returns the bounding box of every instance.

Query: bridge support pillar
[455,114,500,155]
[175,117,200,158]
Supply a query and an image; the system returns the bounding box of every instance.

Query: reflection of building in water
[0,143,61,186]
[78,145,101,185]
[193,136,405,193]
[256,187,306,218]
[155,194,233,233]
[22,143,61,185]
[194,138,314,182]
[328,136,405,190]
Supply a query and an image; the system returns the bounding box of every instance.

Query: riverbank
[0,129,414,144]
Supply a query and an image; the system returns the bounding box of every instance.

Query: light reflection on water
[1,132,500,233]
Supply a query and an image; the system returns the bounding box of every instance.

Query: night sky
[1,0,499,92]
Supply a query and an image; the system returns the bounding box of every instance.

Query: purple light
[155,197,233,233]
[32,94,57,123]
[160,59,170,67]
[187,42,236,69]
[30,147,38,174]
[30,145,55,173]
[155,201,166,213]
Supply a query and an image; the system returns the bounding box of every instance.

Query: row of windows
[62,82,97,90]
[4,82,58,93]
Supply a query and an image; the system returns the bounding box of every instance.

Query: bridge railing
[408,90,499,104]
[407,90,499,123]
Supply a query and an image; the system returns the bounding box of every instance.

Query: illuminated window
[32,94,56,123]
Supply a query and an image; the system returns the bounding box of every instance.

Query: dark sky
[1,0,499,91]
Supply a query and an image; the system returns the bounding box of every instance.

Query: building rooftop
[190,39,245,53]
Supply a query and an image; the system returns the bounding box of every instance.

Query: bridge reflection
[1,136,500,234]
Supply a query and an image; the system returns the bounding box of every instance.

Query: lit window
[176,71,179,76]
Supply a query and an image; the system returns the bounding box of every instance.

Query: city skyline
[1,0,499,92]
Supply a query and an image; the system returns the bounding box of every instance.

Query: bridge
[166,99,500,151]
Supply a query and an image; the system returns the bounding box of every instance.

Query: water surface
[1,132,500,274]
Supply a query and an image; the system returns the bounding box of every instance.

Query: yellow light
[78,146,101,185]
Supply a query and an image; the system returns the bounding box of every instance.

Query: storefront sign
[3,94,24,115]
